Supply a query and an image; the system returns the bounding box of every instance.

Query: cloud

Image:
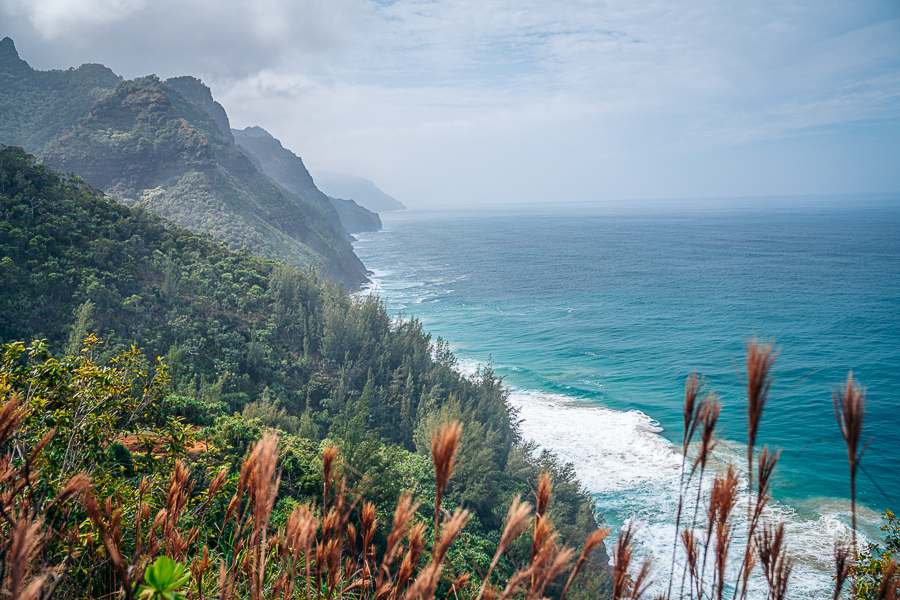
[4,0,146,37]
[1,0,898,203]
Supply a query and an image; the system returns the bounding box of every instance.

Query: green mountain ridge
[0,36,121,156]
[0,38,368,288]
[329,194,382,233]
[165,75,236,144]
[232,126,381,234]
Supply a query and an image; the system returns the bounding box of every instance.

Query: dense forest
[0,146,613,598]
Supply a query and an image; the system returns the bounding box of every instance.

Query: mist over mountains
[312,170,407,213]
[232,126,381,236]
[0,36,399,288]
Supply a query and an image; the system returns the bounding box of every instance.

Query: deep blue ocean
[353,197,900,598]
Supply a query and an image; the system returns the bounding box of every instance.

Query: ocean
[352,197,900,599]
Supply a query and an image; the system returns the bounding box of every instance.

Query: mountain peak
[233,126,273,139]
[1,37,17,57]
[0,37,32,73]
[311,170,406,212]
[163,76,234,143]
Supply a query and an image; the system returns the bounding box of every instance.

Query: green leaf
[140,556,188,599]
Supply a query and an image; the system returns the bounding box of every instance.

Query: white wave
[508,388,868,600]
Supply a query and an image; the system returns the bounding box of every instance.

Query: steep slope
[0,147,613,598]
[312,169,406,212]
[164,75,235,143]
[232,126,378,235]
[329,195,382,233]
[41,75,368,287]
[0,37,121,155]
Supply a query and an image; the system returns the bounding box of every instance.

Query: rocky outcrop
[0,37,121,155]
[329,196,382,233]
[165,76,235,144]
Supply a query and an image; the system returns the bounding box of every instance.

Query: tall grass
[0,410,608,599]
[2,341,897,599]
[660,341,896,600]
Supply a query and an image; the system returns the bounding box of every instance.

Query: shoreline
[501,375,871,599]
[353,212,894,599]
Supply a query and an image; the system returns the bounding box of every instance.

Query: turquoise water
[353,199,900,598]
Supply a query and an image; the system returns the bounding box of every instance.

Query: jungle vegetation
[0,146,613,599]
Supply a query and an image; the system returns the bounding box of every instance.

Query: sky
[2,0,899,207]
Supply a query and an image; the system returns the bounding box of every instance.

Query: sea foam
[506,386,863,600]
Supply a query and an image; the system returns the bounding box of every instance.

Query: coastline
[353,205,898,599]
[359,274,874,599]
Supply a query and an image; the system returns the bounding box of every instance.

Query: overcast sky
[3,0,899,207]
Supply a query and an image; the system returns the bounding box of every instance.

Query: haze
[2,0,899,208]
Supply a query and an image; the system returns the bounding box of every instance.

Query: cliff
[40,76,368,288]
[329,196,382,233]
[231,126,359,238]
[232,126,383,235]
[164,75,235,144]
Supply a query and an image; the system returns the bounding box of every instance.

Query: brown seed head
[396,522,426,590]
[709,466,739,531]
[613,523,636,600]
[833,543,851,600]
[560,527,611,600]
[0,395,22,445]
[756,522,786,592]
[755,446,781,518]
[498,566,535,600]
[433,508,470,563]
[834,371,867,477]
[500,496,533,551]
[683,372,705,453]
[535,546,577,599]
[536,472,553,518]
[380,493,420,577]
[250,435,280,531]
[323,444,339,500]
[629,559,654,600]
[478,497,534,600]
[771,553,793,600]
[693,396,721,474]
[432,421,463,502]
[745,339,777,452]
[877,559,899,600]
[208,467,228,499]
[833,371,868,544]
[681,529,699,585]
[8,520,42,598]
[51,473,91,507]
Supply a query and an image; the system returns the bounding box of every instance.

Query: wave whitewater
[501,381,868,600]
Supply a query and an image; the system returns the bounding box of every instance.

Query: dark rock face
[0,37,30,74]
[329,196,382,233]
[165,76,235,144]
